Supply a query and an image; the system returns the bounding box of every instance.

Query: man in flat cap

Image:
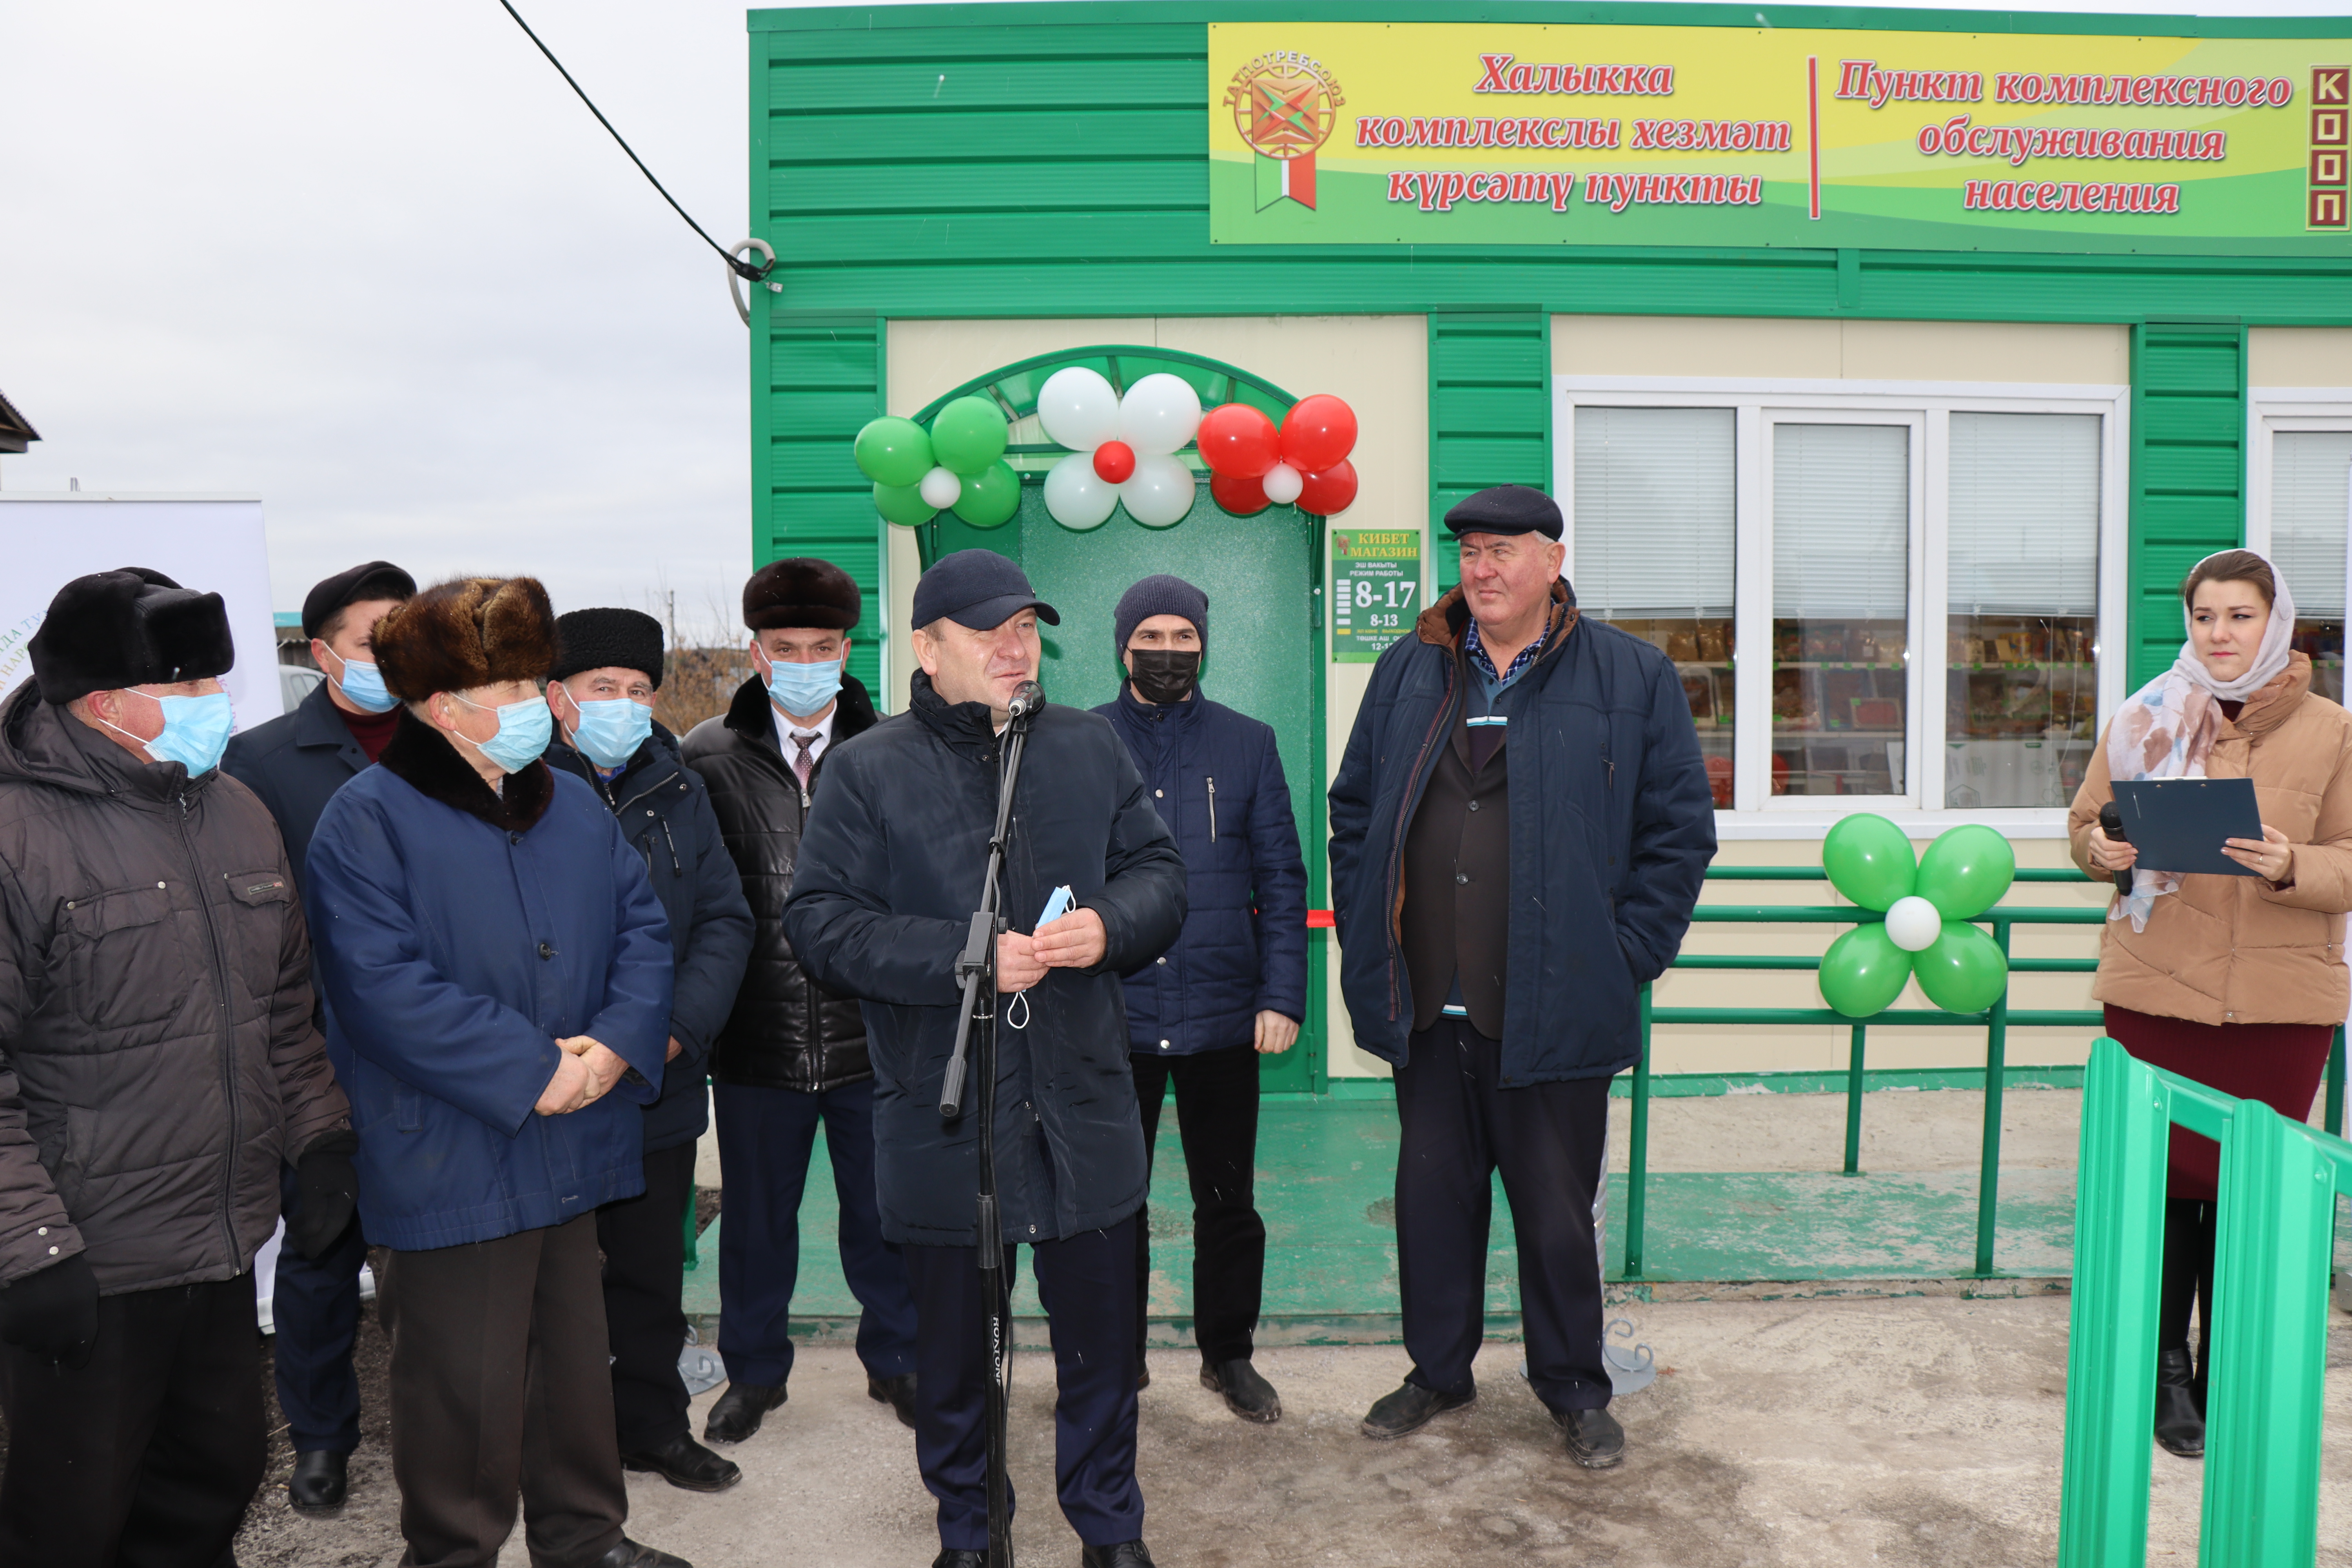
[0,568,353,1564]
[784,550,1185,1568]
[1330,485,1715,1467]
[681,559,919,1446]
[224,556,415,1514]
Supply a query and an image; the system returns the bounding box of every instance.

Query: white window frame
[2246,390,2352,617]
[1556,375,2130,840]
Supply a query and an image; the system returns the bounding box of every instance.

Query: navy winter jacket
[782,672,1187,1247]
[1328,586,1716,1084]
[545,725,752,1155]
[1094,684,1308,1056]
[223,680,374,907]
[306,713,674,1250]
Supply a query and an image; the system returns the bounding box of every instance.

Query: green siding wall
[2126,323,2248,689]
[1429,312,1551,594]
[757,312,885,697]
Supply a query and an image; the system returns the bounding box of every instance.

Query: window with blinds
[2272,429,2352,702]
[1573,406,1737,802]
[1771,423,1909,797]
[1944,413,2102,809]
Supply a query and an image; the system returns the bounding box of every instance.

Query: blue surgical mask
[563,694,653,771]
[100,690,236,776]
[449,692,554,774]
[761,648,843,720]
[324,648,398,713]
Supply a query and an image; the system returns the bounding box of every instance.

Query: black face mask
[1129,649,1201,706]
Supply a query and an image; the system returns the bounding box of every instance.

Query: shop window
[1771,423,1911,798]
[1572,407,1735,805]
[1943,413,2102,809]
[2270,430,2352,704]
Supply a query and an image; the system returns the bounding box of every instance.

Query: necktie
[791,731,820,791]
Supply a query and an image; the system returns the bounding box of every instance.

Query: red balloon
[1092,440,1137,484]
[1196,403,1280,478]
[1278,394,1357,474]
[1296,460,1359,517]
[1209,468,1270,516]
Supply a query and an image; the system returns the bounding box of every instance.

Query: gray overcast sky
[2,0,2342,631]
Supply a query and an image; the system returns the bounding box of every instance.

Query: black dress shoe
[1136,1360,1151,1391]
[1079,1544,1155,1568]
[869,1372,918,1430]
[1554,1405,1627,1469]
[588,1539,693,1568]
[702,1381,785,1444]
[1201,1358,1281,1424]
[929,1553,987,1568]
[2154,1348,2205,1459]
[622,1432,742,1492]
[287,1448,348,1514]
[1359,1379,1474,1439]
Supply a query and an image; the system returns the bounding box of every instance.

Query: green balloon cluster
[1817,816,2017,1020]
[852,396,1018,528]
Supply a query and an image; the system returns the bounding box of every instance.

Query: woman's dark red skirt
[2103,1004,2337,1201]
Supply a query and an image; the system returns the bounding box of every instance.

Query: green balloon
[1819,924,1912,1020]
[854,417,933,488]
[1821,813,1918,912]
[951,461,1021,529]
[1914,922,2009,1015]
[1916,823,2016,921]
[871,480,936,527]
[931,396,1009,477]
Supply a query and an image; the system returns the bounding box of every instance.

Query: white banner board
[0,496,284,730]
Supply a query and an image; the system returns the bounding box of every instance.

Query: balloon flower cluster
[1817,815,2017,1019]
[1196,395,1359,519]
[853,398,1020,530]
[1034,368,1210,530]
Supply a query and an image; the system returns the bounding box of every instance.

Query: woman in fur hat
[303,577,691,1568]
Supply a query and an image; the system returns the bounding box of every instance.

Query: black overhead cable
[493,0,773,281]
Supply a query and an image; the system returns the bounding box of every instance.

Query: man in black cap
[223,557,415,1514]
[681,560,918,1446]
[1329,485,1714,1467]
[783,549,1185,1568]
[1091,574,1307,1421]
[541,609,753,1493]
[0,568,353,1563]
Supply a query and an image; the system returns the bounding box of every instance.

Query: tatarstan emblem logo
[1225,51,1345,211]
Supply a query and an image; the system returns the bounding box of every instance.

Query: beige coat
[2068,653,2352,1027]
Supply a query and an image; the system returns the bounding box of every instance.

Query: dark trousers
[1395,1016,1613,1414]
[1130,1042,1267,1366]
[0,1275,265,1568]
[904,1218,1143,1550]
[712,1078,916,1387]
[380,1215,628,1568]
[2160,1197,2218,1387]
[596,1140,699,1452]
[273,1159,369,1454]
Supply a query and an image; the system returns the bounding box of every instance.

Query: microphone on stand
[2097,803,2134,896]
[1007,681,1045,722]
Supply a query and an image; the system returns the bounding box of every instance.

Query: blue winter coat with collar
[305,711,675,1250]
[544,725,752,1155]
[1093,684,1308,1056]
[1328,585,1716,1085]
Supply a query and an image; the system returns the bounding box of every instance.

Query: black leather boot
[868,1372,918,1430]
[1201,1358,1281,1423]
[1359,1379,1474,1438]
[702,1381,786,1444]
[287,1448,348,1515]
[2154,1348,2205,1459]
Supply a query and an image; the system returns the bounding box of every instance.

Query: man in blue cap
[1329,485,1715,1469]
[784,549,1185,1568]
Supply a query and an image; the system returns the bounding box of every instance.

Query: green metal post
[1624,983,1651,1281]
[1974,918,2012,1277]
[1842,1023,1867,1176]
[682,1180,699,1271]
[2327,1025,2345,1140]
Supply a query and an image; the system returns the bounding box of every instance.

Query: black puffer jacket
[682,674,878,1093]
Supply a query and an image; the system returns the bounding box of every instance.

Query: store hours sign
[1331,529,1422,662]
[1209,24,2352,254]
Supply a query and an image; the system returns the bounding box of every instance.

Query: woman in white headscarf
[2070,548,2352,1461]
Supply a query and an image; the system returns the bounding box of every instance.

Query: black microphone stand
[938,681,1040,1568]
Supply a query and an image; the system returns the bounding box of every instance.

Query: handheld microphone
[1006,681,1045,722]
[2097,803,2134,895]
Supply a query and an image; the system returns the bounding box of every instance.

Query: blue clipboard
[2109,777,2264,878]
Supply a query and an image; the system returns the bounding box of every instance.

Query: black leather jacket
[682,673,879,1093]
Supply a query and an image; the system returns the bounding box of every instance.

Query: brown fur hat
[373,577,557,703]
[744,557,861,632]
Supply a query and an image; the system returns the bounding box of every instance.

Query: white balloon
[1036,367,1121,452]
[1884,895,1943,953]
[1042,452,1118,531]
[918,466,963,510]
[1260,462,1304,505]
[1120,454,1196,528]
[1118,373,1204,457]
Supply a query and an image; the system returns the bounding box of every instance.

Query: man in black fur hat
[681,558,918,1445]
[0,568,354,1565]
